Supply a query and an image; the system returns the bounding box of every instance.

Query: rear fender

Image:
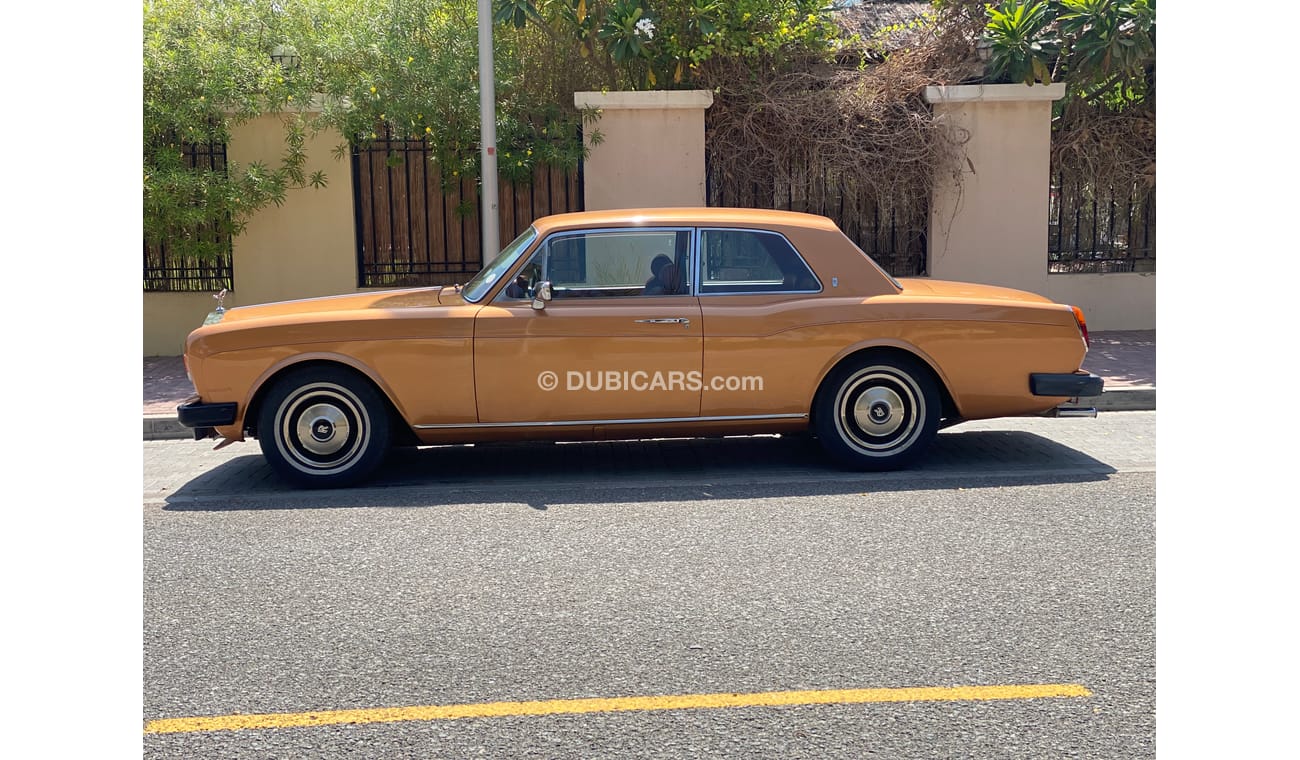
[812,338,964,418]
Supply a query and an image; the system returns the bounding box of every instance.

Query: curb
[144,415,193,441]
[143,387,1156,441]
[1087,386,1156,413]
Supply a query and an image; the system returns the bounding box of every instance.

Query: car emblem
[213,288,228,314]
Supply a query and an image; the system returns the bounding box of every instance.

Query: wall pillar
[574,90,713,210]
[925,83,1065,294]
[145,112,358,355]
[227,113,357,306]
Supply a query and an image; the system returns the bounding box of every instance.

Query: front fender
[242,351,409,428]
[203,349,408,442]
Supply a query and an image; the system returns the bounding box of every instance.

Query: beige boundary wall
[574,91,713,210]
[144,292,225,356]
[144,111,362,355]
[925,83,1154,331]
[145,84,1153,354]
[1044,272,1155,331]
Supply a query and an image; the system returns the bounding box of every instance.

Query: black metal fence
[143,142,235,292]
[352,133,583,288]
[704,153,928,278]
[1048,172,1155,274]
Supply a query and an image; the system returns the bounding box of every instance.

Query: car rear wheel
[257,366,391,488]
[812,355,940,471]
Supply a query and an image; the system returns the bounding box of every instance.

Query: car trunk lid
[895,278,1054,305]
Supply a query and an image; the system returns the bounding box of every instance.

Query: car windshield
[462,227,538,303]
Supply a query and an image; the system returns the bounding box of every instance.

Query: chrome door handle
[635,317,691,328]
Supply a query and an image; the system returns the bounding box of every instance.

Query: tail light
[1070,306,1090,349]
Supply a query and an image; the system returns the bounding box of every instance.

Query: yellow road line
[145,683,1091,735]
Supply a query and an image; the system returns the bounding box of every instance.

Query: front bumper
[1030,372,1104,398]
[177,395,237,439]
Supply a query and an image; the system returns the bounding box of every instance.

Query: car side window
[502,229,692,300]
[699,229,821,294]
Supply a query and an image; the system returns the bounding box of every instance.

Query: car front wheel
[257,366,392,488]
[813,355,940,471]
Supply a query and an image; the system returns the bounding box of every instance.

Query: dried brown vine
[1052,99,1156,193]
[696,4,983,212]
[699,1,1155,211]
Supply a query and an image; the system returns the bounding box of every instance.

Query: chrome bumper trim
[1046,407,1098,418]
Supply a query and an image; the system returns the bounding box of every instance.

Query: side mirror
[531,280,553,311]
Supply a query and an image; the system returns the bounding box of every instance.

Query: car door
[695,227,829,418]
[473,227,703,424]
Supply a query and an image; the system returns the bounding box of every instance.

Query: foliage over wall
[976,0,1156,189]
[296,0,599,181]
[144,0,605,261]
[493,0,841,90]
[144,0,322,261]
[144,0,1155,265]
[144,0,858,262]
[703,0,1155,213]
[699,2,978,211]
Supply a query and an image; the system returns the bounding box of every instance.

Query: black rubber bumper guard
[1030,372,1104,418]
[177,395,238,440]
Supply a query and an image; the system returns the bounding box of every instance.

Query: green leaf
[1031,57,1051,83]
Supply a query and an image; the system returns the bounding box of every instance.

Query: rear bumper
[177,395,237,429]
[1029,372,1102,419]
[1030,372,1104,398]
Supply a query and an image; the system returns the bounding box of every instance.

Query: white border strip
[574,90,715,111]
[924,83,1066,104]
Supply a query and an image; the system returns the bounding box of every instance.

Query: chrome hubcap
[296,403,351,455]
[852,387,904,437]
[275,383,371,475]
[836,367,923,455]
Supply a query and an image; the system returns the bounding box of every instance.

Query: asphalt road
[144,412,1155,758]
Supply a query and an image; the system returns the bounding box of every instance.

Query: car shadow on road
[156,430,1120,512]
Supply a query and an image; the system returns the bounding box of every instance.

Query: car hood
[895,278,1053,305]
[218,287,448,324]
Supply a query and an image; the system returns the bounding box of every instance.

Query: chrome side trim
[414,413,808,430]
[634,317,691,327]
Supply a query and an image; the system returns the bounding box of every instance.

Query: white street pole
[476,0,500,260]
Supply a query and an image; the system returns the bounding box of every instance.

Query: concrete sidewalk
[144,330,1154,440]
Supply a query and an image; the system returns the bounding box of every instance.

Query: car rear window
[699,229,820,294]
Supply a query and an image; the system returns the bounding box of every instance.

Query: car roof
[531,207,842,235]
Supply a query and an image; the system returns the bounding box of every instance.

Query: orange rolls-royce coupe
[178,208,1101,488]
